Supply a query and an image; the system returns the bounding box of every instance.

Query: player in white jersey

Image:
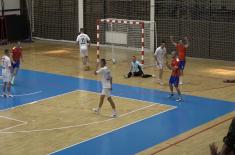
[154,41,167,85]
[1,49,13,98]
[76,28,91,71]
[93,59,117,118]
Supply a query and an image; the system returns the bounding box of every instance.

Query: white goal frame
[96,18,156,64]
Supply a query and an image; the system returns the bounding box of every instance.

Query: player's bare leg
[7,82,12,97]
[168,84,174,98]
[93,95,105,114]
[81,57,87,70]
[107,97,117,117]
[11,67,19,85]
[179,70,183,85]
[175,86,182,102]
[158,68,164,85]
[2,82,7,97]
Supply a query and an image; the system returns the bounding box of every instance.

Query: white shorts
[101,88,111,97]
[2,70,11,83]
[80,46,88,57]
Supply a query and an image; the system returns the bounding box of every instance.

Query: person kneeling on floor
[124,56,154,78]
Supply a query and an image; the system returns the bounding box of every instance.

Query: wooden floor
[0,40,235,155]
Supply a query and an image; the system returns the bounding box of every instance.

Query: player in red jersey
[166,51,182,102]
[170,36,189,85]
[11,41,23,85]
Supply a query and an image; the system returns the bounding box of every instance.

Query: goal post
[96,18,156,64]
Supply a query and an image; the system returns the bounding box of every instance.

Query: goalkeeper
[124,56,154,78]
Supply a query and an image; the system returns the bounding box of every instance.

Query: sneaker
[179,81,183,85]
[123,75,128,78]
[159,80,164,86]
[111,114,117,118]
[1,94,6,98]
[168,94,174,98]
[6,94,13,98]
[176,97,182,102]
[92,108,100,114]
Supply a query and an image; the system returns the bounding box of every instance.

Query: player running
[11,41,23,85]
[76,28,91,71]
[170,36,189,85]
[154,41,167,85]
[166,51,182,102]
[93,59,117,118]
[1,49,13,98]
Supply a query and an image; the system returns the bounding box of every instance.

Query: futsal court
[1,0,235,155]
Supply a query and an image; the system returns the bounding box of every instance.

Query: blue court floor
[1,69,235,155]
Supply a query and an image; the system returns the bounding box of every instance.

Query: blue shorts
[169,76,179,87]
[179,61,186,70]
[12,60,20,68]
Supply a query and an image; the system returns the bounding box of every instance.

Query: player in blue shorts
[167,51,182,102]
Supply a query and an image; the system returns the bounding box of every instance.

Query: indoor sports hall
[0,0,235,155]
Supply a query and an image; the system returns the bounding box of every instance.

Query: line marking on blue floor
[0,90,175,134]
[48,106,177,155]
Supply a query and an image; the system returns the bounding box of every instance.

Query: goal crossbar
[96,18,155,64]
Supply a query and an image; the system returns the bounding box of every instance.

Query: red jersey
[176,44,186,61]
[171,58,180,77]
[12,47,22,61]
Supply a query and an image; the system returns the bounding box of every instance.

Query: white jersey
[131,61,143,73]
[154,46,167,64]
[96,66,112,89]
[76,33,90,49]
[1,55,11,74]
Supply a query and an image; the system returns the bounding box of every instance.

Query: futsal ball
[112,59,116,64]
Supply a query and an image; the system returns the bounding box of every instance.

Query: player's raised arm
[184,37,189,48]
[170,36,177,46]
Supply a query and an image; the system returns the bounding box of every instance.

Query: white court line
[0,116,27,132]
[13,91,42,97]
[48,106,177,155]
[77,89,177,108]
[0,103,162,134]
[0,89,176,134]
[0,90,79,112]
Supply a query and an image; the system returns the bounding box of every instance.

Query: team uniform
[169,57,180,87]
[1,55,12,83]
[12,46,22,68]
[154,46,167,69]
[96,66,112,97]
[176,44,186,70]
[76,33,90,57]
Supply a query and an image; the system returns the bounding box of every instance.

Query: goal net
[97,18,156,64]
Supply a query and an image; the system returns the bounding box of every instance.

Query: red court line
[149,115,234,155]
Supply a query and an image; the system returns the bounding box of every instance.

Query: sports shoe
[179,81,183,85]
[111,113,117,118]
[168,94,174,98]
[1,94,6,98]
[6,94,13,98]
[159,80,164,86]
[92,108,100,114]
[123,75,128,78]
[176,97,182,102]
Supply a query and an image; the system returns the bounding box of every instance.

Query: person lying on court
[124,56,154,78]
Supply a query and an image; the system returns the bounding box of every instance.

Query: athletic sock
[11,76,15,84]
